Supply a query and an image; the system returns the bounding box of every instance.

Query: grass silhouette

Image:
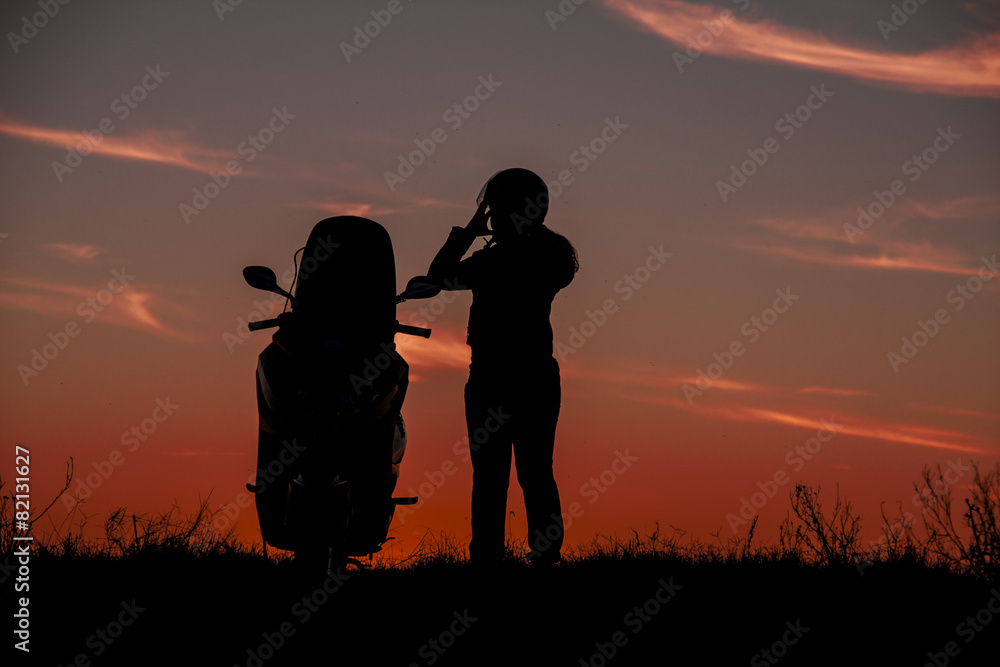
[4,461,999,665]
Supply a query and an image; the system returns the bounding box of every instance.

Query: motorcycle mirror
[243,266,295,303]
[398,276,441,301]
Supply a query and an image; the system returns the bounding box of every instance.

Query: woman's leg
[466,376,514,565]
[512,360,563,563]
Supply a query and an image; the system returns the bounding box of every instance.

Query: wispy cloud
[0,117,231,173]
[797,386,871,397]
[604,0,1000,98]
[394,326,471,374]
[312,202,388,218]
[736,195,999,276]
[751,195,999,243]
[309,196,468,219]
[571,363,995,454]
[736,241,989,276]
[909,402,1000,421]
[632,391,994,454]
[907,193,1000,220]
[0,276,200,340]
[569,366,770,393]
[42,243,105,262]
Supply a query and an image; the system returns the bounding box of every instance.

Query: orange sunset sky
[1,0,998,559]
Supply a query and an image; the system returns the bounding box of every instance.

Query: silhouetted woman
[428,168,579,567]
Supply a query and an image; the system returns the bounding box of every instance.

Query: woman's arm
[427,202,491,290]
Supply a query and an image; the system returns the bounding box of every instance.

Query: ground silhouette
[22,535,1000,666]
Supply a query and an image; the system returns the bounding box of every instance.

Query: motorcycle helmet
[477,168,549,238]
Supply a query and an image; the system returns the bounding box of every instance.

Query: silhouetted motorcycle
[242,216,439,573]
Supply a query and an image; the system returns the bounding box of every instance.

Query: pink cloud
[633,393,994,454]
[42,243,106,262]
[907,193,1000,220]
[908,403,1000,421]
[797,386,871,397]
[0,276,200,340]
[309,196,468,219]
[564,365,773,393]
[604,0,1000,98]
[736,241,991,276]
[570,362,996,454]
[394,326,471,374]
[0,117,231,173]
[737,196,999,277]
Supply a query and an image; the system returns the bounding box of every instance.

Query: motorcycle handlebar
[247,311,293,332]
[395,323,431,338]
[248,318,280,332]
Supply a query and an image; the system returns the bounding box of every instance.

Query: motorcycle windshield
[293,216,397,341]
